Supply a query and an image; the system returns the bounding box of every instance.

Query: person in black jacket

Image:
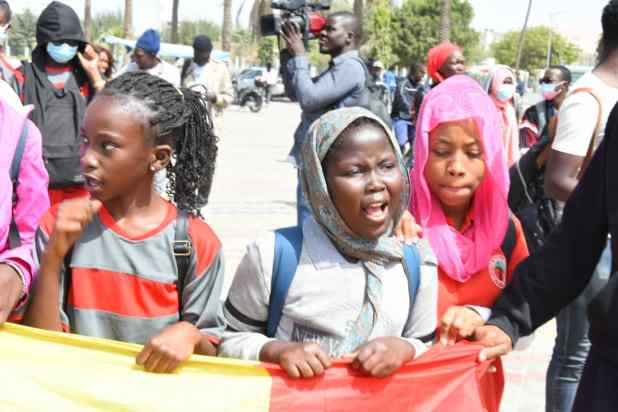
[13,1,103,206]
[475,97,618,411]
[391,61,426,154]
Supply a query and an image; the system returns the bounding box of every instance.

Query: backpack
[8,124,28,249]
[349,56,392,126]
[265,225,420,338]
[508,88,603,253]
[265,222,518,338]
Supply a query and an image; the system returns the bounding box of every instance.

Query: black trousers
[572,349,618,412]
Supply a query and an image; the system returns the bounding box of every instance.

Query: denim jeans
[296,169,311,226]
[572,349,618,412]
[392,118,413,148]
[546,242,612,412]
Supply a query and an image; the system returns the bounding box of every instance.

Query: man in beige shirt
[181,35,233,131]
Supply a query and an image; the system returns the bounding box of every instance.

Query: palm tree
[354,0,363,23]
[84,0,92,41]
[123,0,133,38]
[439,0,451,42]
[171,0,180,43]
[222,0,233,52]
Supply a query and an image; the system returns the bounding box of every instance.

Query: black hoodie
[16,1,90,188]
[36,1,86,48]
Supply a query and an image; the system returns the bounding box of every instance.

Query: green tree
[232,28,256,62]
[162,20,221,45]
[391,0,479,67]
[88,11,124,43]
[491,26,581,72]
[257,36,276,66]
[363,0,395,65]
[8,9,37,57]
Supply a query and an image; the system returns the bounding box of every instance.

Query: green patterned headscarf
[300,107,411,265]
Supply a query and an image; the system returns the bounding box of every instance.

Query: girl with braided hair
[24,71,224,373]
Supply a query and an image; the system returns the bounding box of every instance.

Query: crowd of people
[1,0,618,411]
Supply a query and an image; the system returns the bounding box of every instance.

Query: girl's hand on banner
[136,321,202,373]
[351,337,415,378]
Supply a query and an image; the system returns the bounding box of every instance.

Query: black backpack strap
[8,123,28,249]
[62,248,74,322]
[180,58,193,84]
[174,210,193,314]
[501,216,517,265]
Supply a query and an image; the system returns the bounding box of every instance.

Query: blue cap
[136,29,160,55]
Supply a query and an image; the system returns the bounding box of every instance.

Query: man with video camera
[280,11,366,224]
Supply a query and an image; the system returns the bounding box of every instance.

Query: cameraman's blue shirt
[287,50,366,164]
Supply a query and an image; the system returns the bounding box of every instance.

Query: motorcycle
[233,77,265,113]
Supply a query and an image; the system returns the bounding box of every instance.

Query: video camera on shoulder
[260,0,331,45]
[259,0,331,101]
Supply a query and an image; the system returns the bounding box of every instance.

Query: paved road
[205,100,554,412]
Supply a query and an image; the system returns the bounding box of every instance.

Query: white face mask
[496,84,516,102]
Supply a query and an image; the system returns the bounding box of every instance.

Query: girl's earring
[150,165,157,172]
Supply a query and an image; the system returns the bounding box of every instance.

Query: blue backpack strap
[267,226,303,338]
[402,244,421,328]
[8,123,28,249]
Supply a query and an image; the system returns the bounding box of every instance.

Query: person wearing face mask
[520,66,572,148]
[484,65,520,167]
[13,1,104,206]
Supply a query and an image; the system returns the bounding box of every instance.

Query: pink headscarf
[487,65,520,167]
[410,75,510,283]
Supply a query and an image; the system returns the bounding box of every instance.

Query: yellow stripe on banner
[0,323,272,412]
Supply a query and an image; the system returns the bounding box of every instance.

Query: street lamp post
[516,0,533,71]
[546,11,564,67]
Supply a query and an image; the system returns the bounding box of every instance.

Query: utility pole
[546,11,564,67]
[515,0,533,71]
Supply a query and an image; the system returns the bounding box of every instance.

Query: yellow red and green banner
[0,323,503,411]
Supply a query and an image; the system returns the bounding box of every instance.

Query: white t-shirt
[116,60,181,87]
[552,72,618,156]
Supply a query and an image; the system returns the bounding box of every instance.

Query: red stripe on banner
[70,268,179,318]
[265,342,503,412]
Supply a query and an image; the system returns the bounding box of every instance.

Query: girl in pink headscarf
[484,65,520,167]
[409,75,529,348]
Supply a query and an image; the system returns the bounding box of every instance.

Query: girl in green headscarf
[220,107,437,379]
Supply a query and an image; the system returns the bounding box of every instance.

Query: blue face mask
[46,42,78,64]
[496,84,516,102]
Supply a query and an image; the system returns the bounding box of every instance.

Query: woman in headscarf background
[410,41,466,128]
[409,75,529,400]
[484,65,520,167]
[220,107,438,380]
